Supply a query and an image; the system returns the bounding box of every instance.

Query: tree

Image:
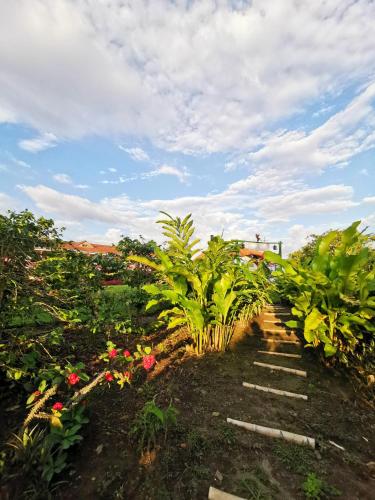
[0,210,61,326]
[117,235,156,287]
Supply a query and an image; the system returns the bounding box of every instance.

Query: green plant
[0,210,61,328]
[273,442,315,475]
[130,399,178,452]
[303,473,324,499]
[302,473,341,499]
[266,221,375,365]
[129,213,270,354]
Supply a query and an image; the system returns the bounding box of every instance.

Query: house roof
[239,248,264,259]
[62,241,121,256]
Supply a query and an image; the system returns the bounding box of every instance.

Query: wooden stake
[208,486,246,500]
[254,361,307,377]
[257,350,301,359]
[227,418,315,448]
[242,382,308,400]
[261,338,300,345]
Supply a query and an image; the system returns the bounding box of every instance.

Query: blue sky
[0,0,374,254]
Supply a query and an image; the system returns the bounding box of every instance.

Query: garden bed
[55,330,375,500]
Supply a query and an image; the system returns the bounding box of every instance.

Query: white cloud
[252,185,358,222]
[53,173,89,189]
[19,133,58,153]
[8,153,31,169]
[100,164,190,185]
[228,82,375,178]
[150,165,190,184]
[120,146,150,162]
[363,196,375,205]
[0,192,19,213]
[1,1,375,153]
[108,167,117,173]
[53,173,72,184]
[19,179,362,249]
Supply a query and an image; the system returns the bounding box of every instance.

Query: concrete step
[261,331,299,342]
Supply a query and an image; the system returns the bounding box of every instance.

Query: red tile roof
[62,241,121,256]
[240,248,264,259]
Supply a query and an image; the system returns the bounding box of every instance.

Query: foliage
[92,253,124,281]
[266,221,375,366]
[302,473,341,499]
[130,399,178,452]
[0,210,61,328]
[34,249,103,324]
[129,212,272,354]
[3,340,156,495]
[118,235,156,287]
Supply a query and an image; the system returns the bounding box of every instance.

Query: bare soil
[57,327,375,500]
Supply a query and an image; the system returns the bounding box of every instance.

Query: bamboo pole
[253,361,307,377]
[263,328,296,334]
[242,382,308,400]
[263,312,290,316]
[257,350,301,359]
[227,418,315,448]
[208,486,246,500]
[261,338,300,345]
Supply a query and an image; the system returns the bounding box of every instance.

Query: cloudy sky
[0,0,374,254]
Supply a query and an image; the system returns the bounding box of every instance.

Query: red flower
[52,402,63,411]
[33,390,41,397]
[108,348,118,359]
[105,371,114,382]
[143,354,156,371]
[124,350,131,358]
[124,371,131,380]
[67,373,80,385]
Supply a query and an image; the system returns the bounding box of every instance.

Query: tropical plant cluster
[266,221,375,372]
[130,212,273,354]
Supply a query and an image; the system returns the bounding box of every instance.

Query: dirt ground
[55,326,375,500]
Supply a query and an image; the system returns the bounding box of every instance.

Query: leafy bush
[266,221,375,366]
[118,235,157,287]
[129,212,273,354]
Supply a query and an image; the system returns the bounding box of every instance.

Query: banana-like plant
[129,213,268,354]
[265,221,375,364]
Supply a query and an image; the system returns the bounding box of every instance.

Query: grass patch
[273,442,316,475]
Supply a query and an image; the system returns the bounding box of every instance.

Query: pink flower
[108,348,118,359]
[124,350,131,358]
[105,371,114,382]
[143,354,156,371]
[67,373,80,385]
[52,402,63,411]
[124,371,131,380]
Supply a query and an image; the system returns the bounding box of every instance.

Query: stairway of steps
[208,304,313,499]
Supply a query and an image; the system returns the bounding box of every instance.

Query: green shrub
[129,212,273,354]
[266,221,375,366]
